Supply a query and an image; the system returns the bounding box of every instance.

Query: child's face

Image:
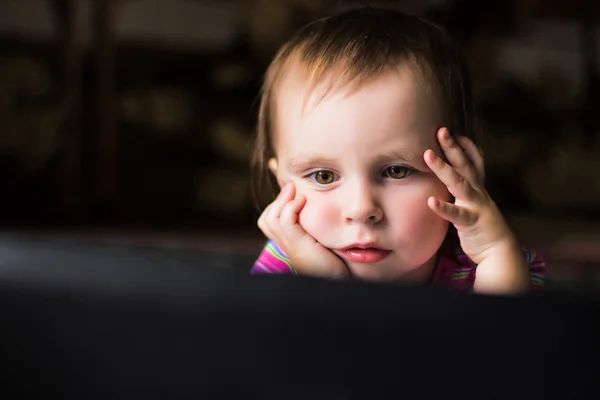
[270,64,451,282]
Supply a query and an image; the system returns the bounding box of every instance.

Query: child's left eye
[382,165,412,179]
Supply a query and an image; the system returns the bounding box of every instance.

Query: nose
[343,181,383,224]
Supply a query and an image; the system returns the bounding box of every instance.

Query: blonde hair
[251,6,477,207]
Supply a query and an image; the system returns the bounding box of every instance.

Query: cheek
[296,191,339,241]
[385,180,450,240]
[396,200,447,235]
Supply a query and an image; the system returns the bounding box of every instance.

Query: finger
[279,197,314,244]
[428,196,477,227]
[424,149,479,201]
[455,136,485,184]
[258,183,295,238]
[265,182,295,221]
[437,128,480,188]
[278,196,322,252]
[279,195,306,227]
[257,211,275,240]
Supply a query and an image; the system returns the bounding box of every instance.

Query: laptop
[0,234,598,399]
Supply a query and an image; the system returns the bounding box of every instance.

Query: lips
[337,243,391,264]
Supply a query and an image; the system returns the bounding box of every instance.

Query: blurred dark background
[0,0,599,288]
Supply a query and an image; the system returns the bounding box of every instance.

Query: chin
[346,262,403,283]
[346,256,436,284]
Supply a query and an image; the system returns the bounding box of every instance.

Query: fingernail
[281,183,291,194]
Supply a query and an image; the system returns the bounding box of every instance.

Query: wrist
[477,233,521,264]
[474,238,530,295]
[289,255,350,280]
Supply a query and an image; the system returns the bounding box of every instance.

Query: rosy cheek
[406,205,442,234]
[386,183,449,237]
[297,192,339,241]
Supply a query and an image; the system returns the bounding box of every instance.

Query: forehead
[271,61,442,157]
[274,57,428,110]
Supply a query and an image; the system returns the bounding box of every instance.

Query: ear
[268,158,278,176]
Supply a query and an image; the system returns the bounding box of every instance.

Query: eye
[383,165,412,179]
[309,170,337,185]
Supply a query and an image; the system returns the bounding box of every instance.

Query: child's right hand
[257,182,349,279]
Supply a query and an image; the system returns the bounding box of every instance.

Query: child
[249,6,545,294]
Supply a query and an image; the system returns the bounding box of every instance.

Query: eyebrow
[372,148,424,165]
[287,155,338,171]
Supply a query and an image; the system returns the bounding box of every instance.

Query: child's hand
[425,128,529,294]
[257,182,350,279]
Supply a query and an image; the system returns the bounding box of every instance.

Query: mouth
[337,243,391,264]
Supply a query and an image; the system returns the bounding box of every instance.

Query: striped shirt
[250,231,545,292]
